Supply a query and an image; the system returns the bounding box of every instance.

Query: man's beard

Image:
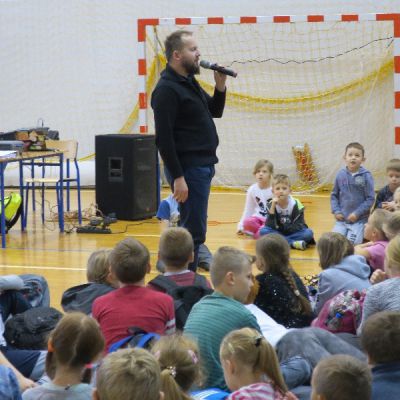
[182,58,200,75]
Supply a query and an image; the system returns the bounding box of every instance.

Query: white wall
[1,0,399,185]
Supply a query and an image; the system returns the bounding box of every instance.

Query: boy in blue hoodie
[331,142,375,244]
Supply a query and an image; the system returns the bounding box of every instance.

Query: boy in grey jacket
[331,142,375,244]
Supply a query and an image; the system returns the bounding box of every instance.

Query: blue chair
[23,140,82,229]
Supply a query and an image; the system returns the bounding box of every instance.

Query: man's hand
[335,213,345,221]
[173,176,188,203]
[347,213,357,223]
[214,70,227,92]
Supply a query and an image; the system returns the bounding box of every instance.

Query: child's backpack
[149,274,213,330]
[4,306,63,350]
[19,274,50,308]
[0,193,22,233]
[108,327,160,353]
[311,289,366,334]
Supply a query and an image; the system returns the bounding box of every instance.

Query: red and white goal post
[136,14,400,192]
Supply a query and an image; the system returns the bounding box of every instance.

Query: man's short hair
[210,246,252,287]
[96,348,161,400]
[164,30,193,61]
[272,174,291,188]
[361,311,400,364]
[158,227,194,268]
[312,355,371,400]
[345,142,365,157]
[386,158,400,173]
[109,238,150,284]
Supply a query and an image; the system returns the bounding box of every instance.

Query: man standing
[151,30,227,271]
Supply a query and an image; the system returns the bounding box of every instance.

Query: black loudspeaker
[95,134,158,220]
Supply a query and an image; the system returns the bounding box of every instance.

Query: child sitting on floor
[237,159,274,238]
[22,312,105,400]
[254,234,313,328]
[94,348,162,400]
[156,194,212,271]
[220,328,297,400]
[92,238,175,351]
[259,174,314,250]
[355,209,390,271]
[151,334,212,400]
[373,158,400,211]
[148,227,211,290]
[311,354,371,400]
[61,249,117,314]
[315,232,371,315]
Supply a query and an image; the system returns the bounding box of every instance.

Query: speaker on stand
[95,134,159,220]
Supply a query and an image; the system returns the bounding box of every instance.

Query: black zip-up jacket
[151,64,226,180]
[265,197,309,235]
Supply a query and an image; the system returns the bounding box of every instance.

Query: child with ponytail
[254,234,313,328]
[22,312,105,400]
[220,328,297,399]
[151,334,207,400]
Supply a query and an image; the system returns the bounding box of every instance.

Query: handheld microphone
[199,60,238,78]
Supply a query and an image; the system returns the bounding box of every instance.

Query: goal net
[139,16,396,192]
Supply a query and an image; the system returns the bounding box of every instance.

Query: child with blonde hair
[383,211,400,240]
[94,348,162,400]
[22,312,105,400]
[237,159,274,238]
[151,334,204,400]
[357,235,400,334]
[61,249,117,314]
[254,234,313,328]
[259,174,314,250]
[394,186,400,210]
[220,328,297,399]
[355,209,390,271]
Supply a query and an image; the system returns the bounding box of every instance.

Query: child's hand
[370,269,388,284]
[271,196,279,203]
[347,213,357,223]
[382,201,396,211]
[335,213,345,221]
[19,376,37,392]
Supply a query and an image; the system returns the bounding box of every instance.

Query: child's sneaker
[292,240,307,250]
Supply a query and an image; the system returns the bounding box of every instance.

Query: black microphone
[200,60,238,78]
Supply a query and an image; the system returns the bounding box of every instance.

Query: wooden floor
[0,188,333,309]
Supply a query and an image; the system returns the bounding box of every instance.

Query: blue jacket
[372,361,400,400]
[330,166,375,221]
[315,255,371,315]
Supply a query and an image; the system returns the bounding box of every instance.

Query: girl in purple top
[355,209,390,271]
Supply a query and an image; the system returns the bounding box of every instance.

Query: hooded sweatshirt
[315,255,371,315]
[330,166,375,222]
[61,283,114,315]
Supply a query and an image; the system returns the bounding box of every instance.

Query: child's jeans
[259,226,314,245]
[332,220,364,244]
[243,216,266,239]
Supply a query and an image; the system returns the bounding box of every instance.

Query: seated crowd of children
[0,141,400,399]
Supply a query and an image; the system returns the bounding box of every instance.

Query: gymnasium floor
[0,188,333,309]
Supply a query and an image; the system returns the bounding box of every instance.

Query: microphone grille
[200,60,211,69]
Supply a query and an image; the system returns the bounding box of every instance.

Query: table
[0,150,64,248]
